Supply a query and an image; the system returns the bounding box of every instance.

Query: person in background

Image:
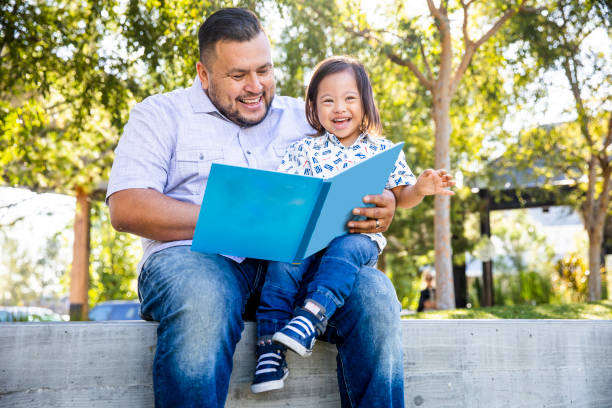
[417,271,437,312]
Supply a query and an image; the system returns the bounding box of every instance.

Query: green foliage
[490,209,556,305]
[121,0,267,92]
[503,0,611,300]
[0,0,134,193]
[553,253,589,302]
[0,0,271,194]
[88,202,140,307]
[406,299,612,319]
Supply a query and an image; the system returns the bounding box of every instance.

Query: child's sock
[302,300,328,335]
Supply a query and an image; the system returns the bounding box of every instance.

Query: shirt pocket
[175,148,224,195]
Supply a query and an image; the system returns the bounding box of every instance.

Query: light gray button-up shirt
[106,77,314,271]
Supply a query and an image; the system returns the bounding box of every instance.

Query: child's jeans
[256,234,378,338]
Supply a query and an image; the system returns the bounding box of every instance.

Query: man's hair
[305,56,382,137]
[198,8,263,67]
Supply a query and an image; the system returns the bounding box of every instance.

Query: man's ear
[196,61,209,90]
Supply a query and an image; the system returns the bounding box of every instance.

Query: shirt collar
[325,131,371,147]
[188,76,284,115]
[188,77,218,113]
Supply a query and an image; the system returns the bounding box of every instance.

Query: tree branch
[0,197,37,210]
[460,0,475,46]
[584,157,597,231]
[599,112,612,169]
[418,39,433,81]
[562,57,594,149]
[604,110,612,150]
[595,163,612,229]
[386,51,435,91]
[451,2,528,96]
[344,26,434,91]
[426,0,443,22]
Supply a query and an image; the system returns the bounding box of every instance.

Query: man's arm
[109,189,199,242]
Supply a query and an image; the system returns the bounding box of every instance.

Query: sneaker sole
[250,370,289,394]
[272,332,312,357]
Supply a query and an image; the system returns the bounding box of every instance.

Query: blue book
[191,142,404,263]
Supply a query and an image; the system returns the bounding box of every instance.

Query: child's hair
[305,56,382,137]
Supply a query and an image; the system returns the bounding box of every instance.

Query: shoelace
[284,315,315,339]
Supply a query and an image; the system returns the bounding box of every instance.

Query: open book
[191,142,404,263]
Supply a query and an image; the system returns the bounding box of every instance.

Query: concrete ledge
[1,320,611,407]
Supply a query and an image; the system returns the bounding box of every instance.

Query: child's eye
[322,98,333,104]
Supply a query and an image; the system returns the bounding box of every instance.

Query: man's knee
[350,266,401,328]
[141,249,246,328]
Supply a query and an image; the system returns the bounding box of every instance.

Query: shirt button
[199,153,204,160]
[246,150,252,155]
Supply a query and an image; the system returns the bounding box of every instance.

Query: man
[107,8,404,407]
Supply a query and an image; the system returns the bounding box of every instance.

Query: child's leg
[304,234,378,319]
[252,258,314,393]
[256,258,313,339]
[272,234,378,356]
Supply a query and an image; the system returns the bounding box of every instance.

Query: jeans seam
[336,342,355,408]
[253,261,265,294]
[326,320,355,406]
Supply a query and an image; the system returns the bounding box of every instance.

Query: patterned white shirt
[278,131,416,252]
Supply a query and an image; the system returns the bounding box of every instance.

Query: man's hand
[347,189,396,234]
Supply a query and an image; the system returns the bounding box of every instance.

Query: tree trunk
[432,96,455,310]
[69,188,91,321]
[588,228,604,301]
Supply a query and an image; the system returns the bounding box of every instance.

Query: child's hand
[415,169,456,196]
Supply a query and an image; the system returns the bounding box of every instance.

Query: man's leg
[319,266,405,408]
[138,246,264,408]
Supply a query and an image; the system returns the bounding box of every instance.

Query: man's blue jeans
[139,245,404,408]
[257,234,379,337]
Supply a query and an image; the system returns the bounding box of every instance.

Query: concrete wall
[1,320,611,407]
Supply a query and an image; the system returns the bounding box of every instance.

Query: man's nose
[244,72,263,94]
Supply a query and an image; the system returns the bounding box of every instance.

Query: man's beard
[207,85,274,127]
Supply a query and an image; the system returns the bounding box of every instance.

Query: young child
[251,56,455,393]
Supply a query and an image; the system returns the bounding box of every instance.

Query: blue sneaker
[272,307,326,357]
[250,341,289,394]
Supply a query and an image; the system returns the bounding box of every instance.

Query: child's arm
[392,169,455,209]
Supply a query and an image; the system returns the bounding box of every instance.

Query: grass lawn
[404,299,612,319]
